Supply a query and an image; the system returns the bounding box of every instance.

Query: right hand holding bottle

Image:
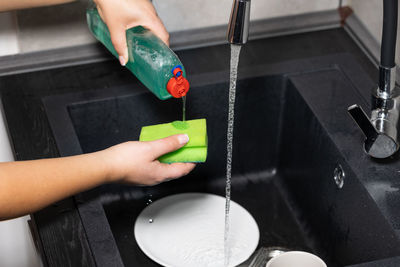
[94,0,170,65]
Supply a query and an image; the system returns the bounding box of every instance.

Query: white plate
[134,193,260,267]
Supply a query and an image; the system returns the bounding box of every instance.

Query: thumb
[148,134,189,159]
[109,23,129,66]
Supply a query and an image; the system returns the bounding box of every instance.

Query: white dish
[266,251,327,267]
[134,193,260,267]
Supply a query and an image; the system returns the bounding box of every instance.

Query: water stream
[224,44,242,267]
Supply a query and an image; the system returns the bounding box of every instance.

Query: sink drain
[333,164,345,189]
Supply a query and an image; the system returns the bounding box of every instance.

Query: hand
[102,134,196,185]
[94,0,170,66]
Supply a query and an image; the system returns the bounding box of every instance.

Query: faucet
[227,0,251,45]
[348,0,399,159]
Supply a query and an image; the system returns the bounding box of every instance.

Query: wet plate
[134,193,260,267]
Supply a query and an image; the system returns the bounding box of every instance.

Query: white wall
[16,1,95,53]
[0,12,19,56]
[0,216,42,267]
[349,0,382,41]
[0,0,342,55]
[153,0,339,32]
[350,0,400,64]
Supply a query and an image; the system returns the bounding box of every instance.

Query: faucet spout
[227,0,251,45]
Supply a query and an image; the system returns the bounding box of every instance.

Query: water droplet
[149,219,153,223]
[146,195,153,206]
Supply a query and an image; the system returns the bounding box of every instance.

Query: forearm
[0,0,76,12]
[0,135,194,220]
[0,151,110,220]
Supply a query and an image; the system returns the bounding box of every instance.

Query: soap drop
[172,120,189,130]
[149,219,154,223]
[182,95,186,122]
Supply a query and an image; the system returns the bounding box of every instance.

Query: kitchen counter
[0,27,388,266]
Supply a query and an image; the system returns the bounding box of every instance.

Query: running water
[182,95,187,122]
[224,44,242,267]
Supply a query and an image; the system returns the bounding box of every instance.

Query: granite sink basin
[43,55,400,267]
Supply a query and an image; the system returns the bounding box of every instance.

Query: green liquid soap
[172,121,189,130]
[182,96,186,122]
[86,6,187,100]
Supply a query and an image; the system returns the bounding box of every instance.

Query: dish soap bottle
[86,5,190,100]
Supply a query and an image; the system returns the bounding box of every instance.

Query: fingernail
[119,55,126,66]
[178,134,189,145]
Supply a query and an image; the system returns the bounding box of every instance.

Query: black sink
[43,55,400,267]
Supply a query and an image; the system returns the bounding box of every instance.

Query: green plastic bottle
[86,6,189,100]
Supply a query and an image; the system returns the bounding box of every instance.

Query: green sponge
[139,119,207,163]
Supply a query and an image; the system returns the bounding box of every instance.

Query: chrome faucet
[227,0,251,45]
[348,0,399,159]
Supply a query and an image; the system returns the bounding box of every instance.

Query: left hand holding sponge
[103,134,195,185]
[140,119,208,163]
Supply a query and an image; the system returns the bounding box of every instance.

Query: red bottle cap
[167,67,190,98]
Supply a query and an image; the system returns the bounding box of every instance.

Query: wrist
[91,149,118,184]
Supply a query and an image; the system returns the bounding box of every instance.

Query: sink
[43,54,400,267]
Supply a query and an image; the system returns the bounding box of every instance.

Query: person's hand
[101,134,196,185]
[94,0,169,66]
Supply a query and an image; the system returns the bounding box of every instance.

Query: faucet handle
[348,104,378,141]
[348,104,398,158]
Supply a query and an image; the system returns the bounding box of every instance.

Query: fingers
[148,134,189,159]
[110,16,169,65]
[142,16,170,46]
[108,22,129,66]
[155,162,196,183]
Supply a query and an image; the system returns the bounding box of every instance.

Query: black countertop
[0,28,383,266]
